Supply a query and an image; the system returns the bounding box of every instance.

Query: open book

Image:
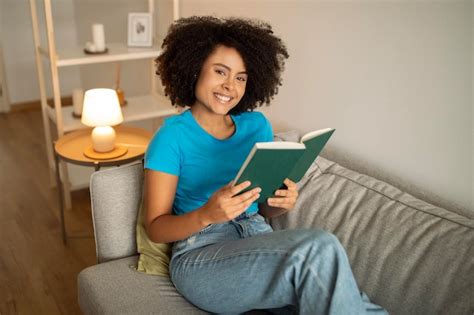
[233,128,335,203]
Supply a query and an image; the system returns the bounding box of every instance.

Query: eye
[237,76,247,82]
[215,69,226,76]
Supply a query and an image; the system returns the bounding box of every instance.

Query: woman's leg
[170,222,387,315]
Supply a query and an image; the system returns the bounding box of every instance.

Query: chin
[210,102,237,115]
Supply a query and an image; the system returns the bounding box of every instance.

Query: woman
[145,16,387,314]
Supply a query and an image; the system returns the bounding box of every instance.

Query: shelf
[46,93,178,132]
[29,0,177,212]
[43,43,163,67]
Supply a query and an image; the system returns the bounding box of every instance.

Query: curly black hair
[156,16,289,114]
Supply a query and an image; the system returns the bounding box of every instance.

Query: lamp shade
[81,88,123,127]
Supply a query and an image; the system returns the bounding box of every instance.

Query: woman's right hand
[198,181,261,226]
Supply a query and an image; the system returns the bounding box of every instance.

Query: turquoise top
[145,109,273,215]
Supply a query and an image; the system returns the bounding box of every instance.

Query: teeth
[214,93,232,103]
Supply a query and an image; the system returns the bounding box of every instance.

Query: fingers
[227,180,251,197]
[274,184,298,198]
[233,187,261,203]
[268,179,298,209]
[219,180,260,204]
[283,178,298,190]
[235,190,261,211]
[274,189,296,197]
[222,178,297,212]
[271,180,298,197]
[216,188,259,219]
[267,196,296,208]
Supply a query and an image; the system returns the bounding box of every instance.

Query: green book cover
[287,128,335,182]
[233,128,335,203]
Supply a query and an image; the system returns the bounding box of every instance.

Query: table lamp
[81,88,127,159]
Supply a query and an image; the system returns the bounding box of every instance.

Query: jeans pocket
[198,223,217,234]
[173,224,218,255]
[248,214,273,235]
[249,213,266,223]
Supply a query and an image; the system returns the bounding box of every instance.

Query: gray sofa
[78,154,474,314]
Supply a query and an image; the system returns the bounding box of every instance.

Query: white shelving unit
[46,93,176,133]
[52,43,164,67]
[29,0,179,209]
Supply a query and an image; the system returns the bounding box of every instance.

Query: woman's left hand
[267,178,299,211]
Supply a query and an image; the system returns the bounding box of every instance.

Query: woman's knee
[312,229,340,244]
[297,229,345,255]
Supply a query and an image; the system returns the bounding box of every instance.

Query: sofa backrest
[89,162,143,263]
[271,156,474,314]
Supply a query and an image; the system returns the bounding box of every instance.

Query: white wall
[0,0,10,112]
[2,0,81,103]
[1,0,158,189]
[2,0,472,215]
[1,0,156,104]
[177,0,473,216]
[71,0,152,96]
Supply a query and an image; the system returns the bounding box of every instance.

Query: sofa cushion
[78,256,206,314]
[270,156,474,314]
[136,200,171,276]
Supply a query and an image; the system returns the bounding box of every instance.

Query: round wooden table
[54,125,153,244]
[55,125,152,170]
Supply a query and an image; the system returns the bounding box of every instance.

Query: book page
[256,142,305,149]
[301,128,334,143]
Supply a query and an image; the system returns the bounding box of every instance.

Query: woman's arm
[144,169,208,243]
[145,169,262,243]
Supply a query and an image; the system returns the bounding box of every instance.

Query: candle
[92,24,105,52]
[72,88,84,116]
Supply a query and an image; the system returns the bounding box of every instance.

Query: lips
[214,93,233,103]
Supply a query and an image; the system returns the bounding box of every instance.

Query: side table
[54,125,152,244]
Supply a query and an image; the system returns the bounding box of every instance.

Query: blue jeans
[170,213,388,315]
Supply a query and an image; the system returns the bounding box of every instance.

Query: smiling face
[193,45,248,116]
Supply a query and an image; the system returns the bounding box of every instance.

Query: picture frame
[127,13,153,47]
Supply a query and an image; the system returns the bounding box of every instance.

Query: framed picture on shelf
[127,13,153,47]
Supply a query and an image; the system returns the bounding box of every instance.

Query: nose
[222,77,235,91]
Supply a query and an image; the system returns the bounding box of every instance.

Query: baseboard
[10,96,73,113]
[70,182,91,191]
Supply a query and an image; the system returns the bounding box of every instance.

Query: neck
[191,107,232,128]
[190,106,235,139]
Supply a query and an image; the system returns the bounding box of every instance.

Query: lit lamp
[81,88,127,159]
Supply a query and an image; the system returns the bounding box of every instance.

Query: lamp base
[83,145,128,160]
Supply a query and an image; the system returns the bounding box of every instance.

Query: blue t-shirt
[144,109,273,215]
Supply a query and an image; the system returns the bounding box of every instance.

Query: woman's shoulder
[158,110,191,132]
[149,111,190,146]
[166,109,191,125]
[233,111,272,140]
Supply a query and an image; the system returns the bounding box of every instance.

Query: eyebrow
[213,63,247,75]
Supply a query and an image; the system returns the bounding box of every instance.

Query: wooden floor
[0,109,96,314]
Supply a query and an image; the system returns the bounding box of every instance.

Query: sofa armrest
[89,162,143,263]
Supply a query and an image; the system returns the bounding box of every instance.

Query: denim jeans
[170,212,388,315]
